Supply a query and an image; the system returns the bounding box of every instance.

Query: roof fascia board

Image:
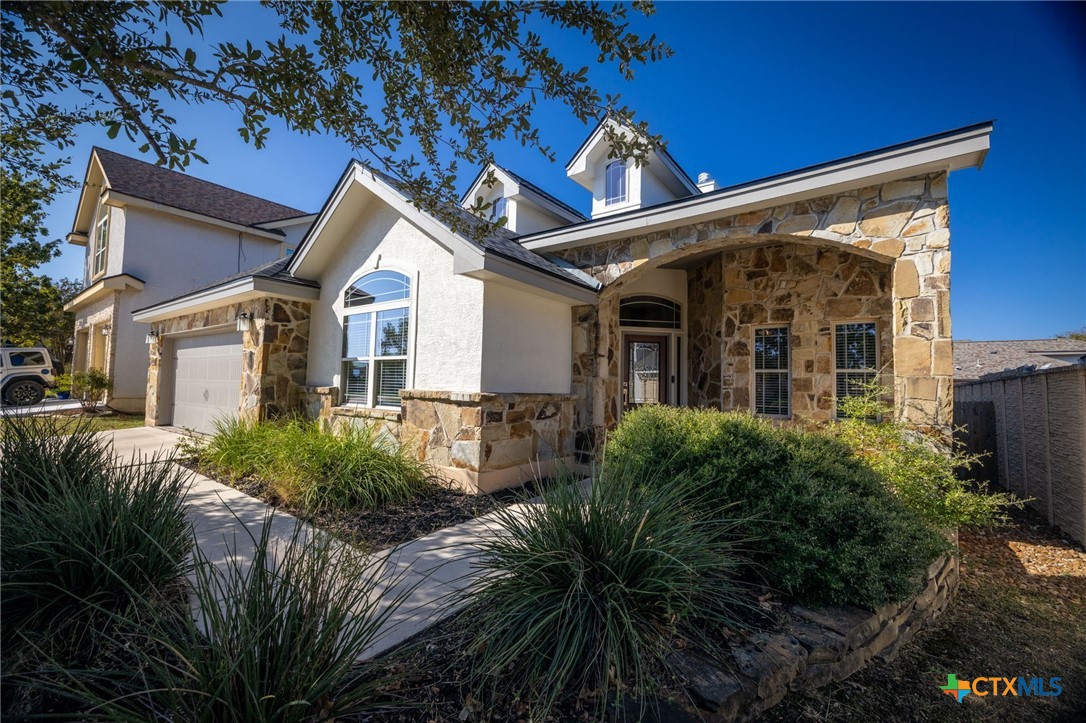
[290,164,485,278]
[67,231,89,247]
[524,125,991,252]
[513,185,586,224]
[459,163,514,206]
[254,214,318,230]
[287,161,358,275]
[69,150,107,237]
[131,276,319,323]
[104,190,286,241]
[457,253,599,305]
[63,273,145,312]
[351,166,481,260]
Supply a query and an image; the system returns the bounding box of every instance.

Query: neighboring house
[132,118,993,491]
[954,338,1086,381]
[63,148,315,412]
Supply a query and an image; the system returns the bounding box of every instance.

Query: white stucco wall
[480,282,572,394]
[120,207,282,296]
[74,205,284,411]
[111,290,153,406]
[306,202,486,394]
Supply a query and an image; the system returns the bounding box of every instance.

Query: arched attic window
[605,160,627,205]
[342,270,411,407]
[619,296,681,329]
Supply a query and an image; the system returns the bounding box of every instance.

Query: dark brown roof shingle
[94,147,309,228]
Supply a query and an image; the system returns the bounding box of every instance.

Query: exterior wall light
[144,329,158,345]
[101,325,111,336]
[236,311,252,332]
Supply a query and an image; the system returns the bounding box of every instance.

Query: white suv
[0,347,58,406]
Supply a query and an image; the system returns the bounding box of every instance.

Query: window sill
[330,405,402,423]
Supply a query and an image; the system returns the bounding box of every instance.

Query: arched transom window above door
[341,270,411,408]
[619,295,682,329]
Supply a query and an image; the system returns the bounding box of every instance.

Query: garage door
[170,331,243,434]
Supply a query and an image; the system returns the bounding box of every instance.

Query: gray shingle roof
[94,147,309,228]
[490,164,587,221]
[954,339,1086,380]
[359,165,596,290]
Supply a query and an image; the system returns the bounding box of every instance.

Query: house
[62,148,315,412]
[129,118,993,491]
[954,338,1086,381]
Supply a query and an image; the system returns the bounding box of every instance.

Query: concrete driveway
[100,425,187,464]
[1,398,83,417]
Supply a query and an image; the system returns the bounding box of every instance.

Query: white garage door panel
[170,332,243,434]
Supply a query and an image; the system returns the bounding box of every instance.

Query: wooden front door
[623,334,669,410]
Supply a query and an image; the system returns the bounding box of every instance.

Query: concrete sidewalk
[103,426,504,660]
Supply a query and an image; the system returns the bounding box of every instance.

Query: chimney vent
[697,172,719,193]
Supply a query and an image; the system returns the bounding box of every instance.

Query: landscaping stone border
[669,552,959,720]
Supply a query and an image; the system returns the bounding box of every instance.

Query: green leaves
[3,1,672,236]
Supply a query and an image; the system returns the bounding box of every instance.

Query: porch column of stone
[145,327,165,425]
[889,173,953,428]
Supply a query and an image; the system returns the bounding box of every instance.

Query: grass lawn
[760,507,1086,722]
[1,413,146,433]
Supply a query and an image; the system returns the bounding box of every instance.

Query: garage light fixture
[100,325,111,336]
[236,311,252,332]
[144,329,158,345]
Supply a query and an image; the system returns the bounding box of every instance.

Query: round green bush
[605,406,947,608]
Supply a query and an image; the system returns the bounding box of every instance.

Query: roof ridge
[92,146,308,224]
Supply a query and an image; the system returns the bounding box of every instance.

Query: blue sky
[37,1,1085,340]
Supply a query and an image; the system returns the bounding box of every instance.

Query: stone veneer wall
[687,244,893,419]
[145,297,311,425]
[72,291,120,401]
[307,388,577,493]
[558,172,954,451]
[669,552,959,721]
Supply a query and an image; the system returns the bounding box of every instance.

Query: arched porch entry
[571,234,896,456]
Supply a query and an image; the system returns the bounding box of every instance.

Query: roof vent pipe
[697,172,719,193]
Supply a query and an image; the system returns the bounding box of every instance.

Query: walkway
[102,426,498,659]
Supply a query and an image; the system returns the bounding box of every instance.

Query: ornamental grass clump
[1,415,193,636]
[605,406,947,608]
[463,466,755,719]
[47,515,412,722]
[196,416,430,513]
[1,415,193,717]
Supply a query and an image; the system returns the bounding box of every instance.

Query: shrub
[58,516,410,722]
[1,415,193,716]
[196,416,430,513]
[835,380,1022,528]
[71,367,113,410]
[605,406,947,608]
[1,416,193,635]
[463,466,754,718]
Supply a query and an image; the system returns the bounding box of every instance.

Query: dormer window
[605,160,627,205]
[491,196,508,222]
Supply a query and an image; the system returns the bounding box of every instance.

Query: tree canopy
[2,0,672,222]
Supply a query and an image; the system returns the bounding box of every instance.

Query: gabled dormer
[566,117,700,219]
[462,163,586,235]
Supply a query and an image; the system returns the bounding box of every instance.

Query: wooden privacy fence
[954,365,1086,545]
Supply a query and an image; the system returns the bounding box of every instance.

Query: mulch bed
[759,506,1086,722]
[180,461,547,552]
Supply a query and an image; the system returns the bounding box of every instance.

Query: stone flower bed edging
[669,553,959,721]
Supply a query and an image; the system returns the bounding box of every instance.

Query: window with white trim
[490,196,507,222]
[341,270,411,408]
[753,326,790,417]
[835,322,878,417]
[92,205,109,277]
[605,160,627,205]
